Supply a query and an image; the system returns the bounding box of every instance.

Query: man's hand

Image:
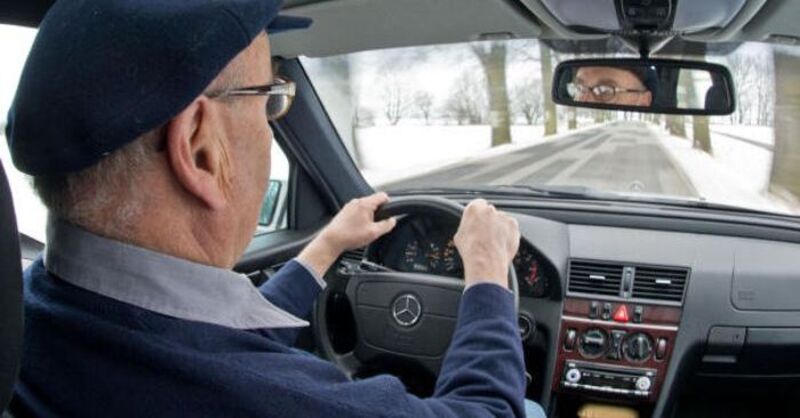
[297,192,397,279]
[454,199,520,289]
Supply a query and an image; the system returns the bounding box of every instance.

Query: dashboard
[368,214,552,298]
[348,202,800,418]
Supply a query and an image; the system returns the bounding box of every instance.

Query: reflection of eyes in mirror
[569,66,653,107]
[554,60,734,115]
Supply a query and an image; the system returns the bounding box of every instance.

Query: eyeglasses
[205,76,296,121]
[567,82,648,102]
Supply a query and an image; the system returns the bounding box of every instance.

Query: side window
[1,24,46,244]
[256,141,290,234]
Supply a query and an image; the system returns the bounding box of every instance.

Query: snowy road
[384,121,697,198]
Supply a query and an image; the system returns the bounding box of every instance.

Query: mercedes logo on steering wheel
[392,294,422,327]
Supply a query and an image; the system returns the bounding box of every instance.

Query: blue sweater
[13,259,526,417]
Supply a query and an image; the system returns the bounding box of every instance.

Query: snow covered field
[655,123,798,215]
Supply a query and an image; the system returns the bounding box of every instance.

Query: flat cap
[6,0,310,176]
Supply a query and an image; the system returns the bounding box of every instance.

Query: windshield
[302,39,800,217]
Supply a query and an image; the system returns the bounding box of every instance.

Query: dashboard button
[589,301,600,319]
[564,328,578,351]
[602,303,613,320]
[655,338,668,360]
[633,305,644,323]
[613,305,630,323]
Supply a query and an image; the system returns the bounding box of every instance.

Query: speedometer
[424,241,442,271]
[402,240,429,272]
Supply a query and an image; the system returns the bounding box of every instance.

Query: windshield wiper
[495,184,615,199]
[390,186,552,198]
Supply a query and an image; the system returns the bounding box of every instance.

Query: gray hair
[32,129,163,234]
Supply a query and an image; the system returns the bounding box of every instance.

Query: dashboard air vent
[568,260,624,297]
[632,266,689,302]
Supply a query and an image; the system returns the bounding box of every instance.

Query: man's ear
[165,98,231,210]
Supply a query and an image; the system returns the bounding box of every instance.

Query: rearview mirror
[552,59,735,115]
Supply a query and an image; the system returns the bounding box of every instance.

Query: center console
[553,260,687,405]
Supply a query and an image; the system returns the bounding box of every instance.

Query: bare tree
[726,51,775,126]
[413,91,434,125]
[442,72,486,125]
[567,107,577,130]
[666,115,686,138]
[308,55,365,168]
[471,41,512,146]
[510,78,543,125]
[381,74,411,125]
[769,50,800,200]
[679,70,712,154]
[539,43,558,135]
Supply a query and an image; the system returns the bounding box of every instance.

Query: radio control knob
[635,376,652,392]
[565,368,582,383]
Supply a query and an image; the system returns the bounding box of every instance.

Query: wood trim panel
[552,298,682,403]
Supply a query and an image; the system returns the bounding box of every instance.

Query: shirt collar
[43,217,308,330]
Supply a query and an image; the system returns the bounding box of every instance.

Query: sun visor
[539,0,619,32]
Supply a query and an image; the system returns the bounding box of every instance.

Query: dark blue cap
[6,0,311,176]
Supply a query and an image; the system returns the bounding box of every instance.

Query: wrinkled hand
[454,199,520,289]
[318,192,397,253]
[297,192,396,278]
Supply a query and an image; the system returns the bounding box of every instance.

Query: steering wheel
[314,196,519,378]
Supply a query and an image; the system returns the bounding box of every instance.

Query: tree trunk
[568,107,577,130]
[679,71,713,154]
[769,51,800,199]
[692,116,712,154]
[666,115,686,138]
[475,43,512,147]
[540,43,557,136]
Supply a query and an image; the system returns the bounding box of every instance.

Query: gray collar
[43,218,308,330]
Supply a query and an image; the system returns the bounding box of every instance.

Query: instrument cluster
[370,214,552,298]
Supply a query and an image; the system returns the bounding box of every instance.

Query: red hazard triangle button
[613,305,630,323]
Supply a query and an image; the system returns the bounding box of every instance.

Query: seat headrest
[0,160,23,410]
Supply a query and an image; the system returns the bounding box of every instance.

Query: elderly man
[7,1,544,417]
[570,66,654,107]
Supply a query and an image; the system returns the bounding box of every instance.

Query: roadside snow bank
[653,124,797,215]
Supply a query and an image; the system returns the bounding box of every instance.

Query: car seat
[0,160,24,414]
